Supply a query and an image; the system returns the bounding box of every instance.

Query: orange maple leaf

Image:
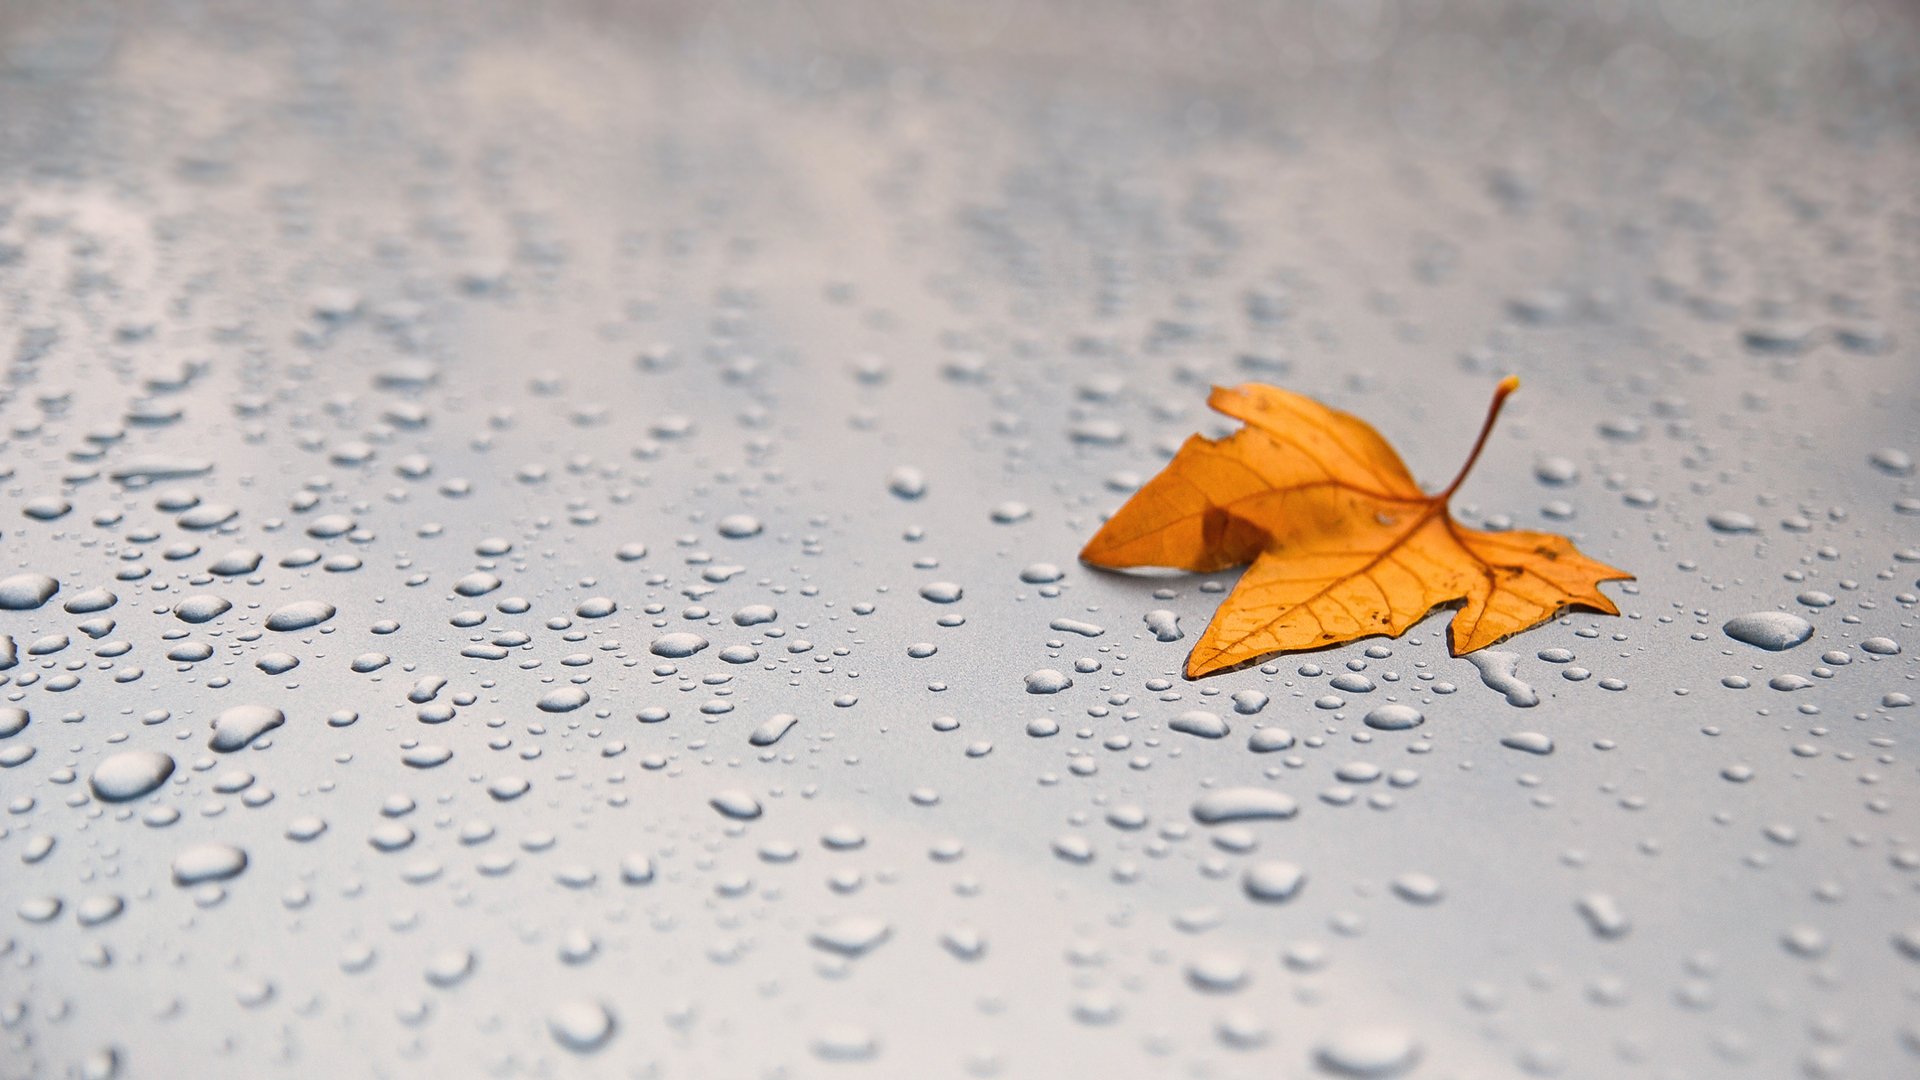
[1080,377,1632,677]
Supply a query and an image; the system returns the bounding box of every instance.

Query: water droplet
[171,843,248,886]
[919,581,963,603]
[620,854,656,885]
[75,895,125,928]
[286,817,328,842]
[732,604,778,626]
[22,495,72,520]
[650,632,710,658]
[0,573,59,610]
[265,601,336,631]
[173,594,232,624]
[1534,456,1579,485]
[1362,704,1424,731]
[811,1025,878,1062]
[1466,650,1537,707]
[90,751,175,802]
[1024,669,1072,694]
[1170,710,1229,739]
[941,926,986,961]
[1706,510,1758,534]
[1243,861,1306,902]
[63,587,117,614]
[402,745,453,769]
[18,897,61,923]
[210,705,286,752]
[1144,609,1183,642]
[453,571,501,596]
[537,687,590,713]
[487,776,531,801]
[209,549,264,576]
[424,948,476,987]
[1721,611,1820,654]
[1499,731,1554,755]
[810,917,892,957]
[710,790,763,820]
[575,596,616,619]
[547,1000,616,1052]
[1390,872,1444,905]
[1192,788,1299,824]
[1314,1027,1421,1077]
[716,513,762,539]
[1577,893,1630,939]
[1226,692,1268,717]
[887,466,927,499]
[1186,952,1249,993]
[749,713,799,746]
[1051,834,1095,863]
[1216,1009,1271,1050]
[1782,925,1829,958]
[1869,447,1915,476]
[1247,727,1295,752]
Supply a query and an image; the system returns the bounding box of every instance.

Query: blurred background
[2,3,1917,1079]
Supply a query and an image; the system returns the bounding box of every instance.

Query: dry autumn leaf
[1080,377,1632,677]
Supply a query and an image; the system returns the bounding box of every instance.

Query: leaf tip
[1184,646,1225,679]
[1204,384,1243,415]
[1076,538,1110,567]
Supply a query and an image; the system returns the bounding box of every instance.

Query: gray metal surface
[2,2,1918,1077]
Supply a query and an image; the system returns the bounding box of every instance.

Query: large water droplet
[1170,710,1229,738]
[0,573,59,610]
[1192,788,1299,824]
[1466,650,1537,707]
[1722,611,1814,651]
[650,632,710,658]
[173,594,232,624]
[90,750,176,802]
[1024,669,1072,694]
[210,705,286,752]
[266,601,336,631]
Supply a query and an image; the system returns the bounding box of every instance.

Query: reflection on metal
[1,1,1917,1076]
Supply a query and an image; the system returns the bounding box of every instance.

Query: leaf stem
[1439,375,1520,501]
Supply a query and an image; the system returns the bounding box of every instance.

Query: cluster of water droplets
[2,3,1919,1078]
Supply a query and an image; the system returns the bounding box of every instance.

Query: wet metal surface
[2,2,1918,1077]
